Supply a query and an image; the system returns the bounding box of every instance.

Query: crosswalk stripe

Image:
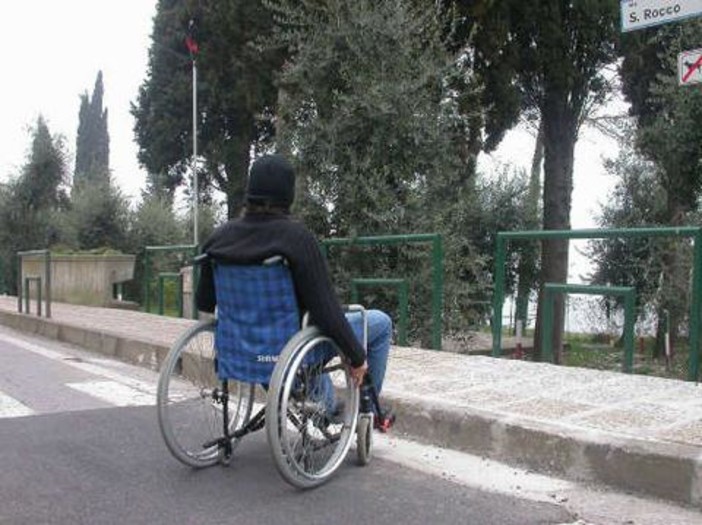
[0,389,35,418]
[66,380,155,407]
[1,332,158,396]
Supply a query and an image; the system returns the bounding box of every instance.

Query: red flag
[185,19,199,56]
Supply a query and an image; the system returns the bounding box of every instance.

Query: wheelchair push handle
[344,304,368,352]
[301,304,369,352]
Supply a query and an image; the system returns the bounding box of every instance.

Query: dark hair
[242,202,291,217]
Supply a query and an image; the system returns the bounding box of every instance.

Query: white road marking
[373,434,701,525]
[372,434,572,503]
[0,332,158,398]
[0,389,35,418]
[66,380,155,407]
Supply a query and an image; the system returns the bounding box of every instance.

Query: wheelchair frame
[156,305,381,489]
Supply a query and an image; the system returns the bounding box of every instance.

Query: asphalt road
[0,327,583,525]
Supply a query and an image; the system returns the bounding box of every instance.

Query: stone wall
[21,254,135,307]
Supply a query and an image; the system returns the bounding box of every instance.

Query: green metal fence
[17,249,52,318]
[158,272,184,317]
[492,227,702,381]
[351,278,409,346]
[322,234,443,350]
[143,245,198,318]
[542,283,635,372]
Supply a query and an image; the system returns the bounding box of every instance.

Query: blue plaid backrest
[213,260,300,384]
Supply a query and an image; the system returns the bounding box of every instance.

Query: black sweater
[195,213,366,367]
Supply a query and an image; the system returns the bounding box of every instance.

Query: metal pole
[623,290,635,374]
[144,251,151,313]
[45,251,51,318]
[399,281,409,346]
[192,59,199,247]
[192,245,199,320]
[16,253,21,313]
[492,235,506,357]
[431,235,443,350]
[542,288,554,363]
[689,230,702,381]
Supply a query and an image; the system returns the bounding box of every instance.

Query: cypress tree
[74,71,110,187]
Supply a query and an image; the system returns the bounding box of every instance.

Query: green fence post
[23,278,29,313]
[177,274,183,318]
[158,275,165,315]
[623,289,635,373]
[541,287,555,363]
[492,234,506,357]
[398,281,409,346]
[351,278,409,346]
[431,235,443,350]
[192,245,199,320]
[16,253,22,313]
[350,281,359,305]
[690,230,702,381]
[45,250,51,318]
[144,250,151,313]
[36,277,42,316]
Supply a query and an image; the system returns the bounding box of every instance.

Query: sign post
[621,0,702,32]
[679,48,702,85]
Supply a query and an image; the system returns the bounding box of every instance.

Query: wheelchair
[156,258,386,489]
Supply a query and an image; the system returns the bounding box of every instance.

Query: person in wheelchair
[195,153,393,430]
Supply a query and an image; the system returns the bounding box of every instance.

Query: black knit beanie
[246,154,296,208]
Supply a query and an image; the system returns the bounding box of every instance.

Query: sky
[0,1,620,232]
[1,0,157,200]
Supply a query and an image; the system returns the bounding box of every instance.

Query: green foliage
[635,21,702,214]
[0,117,69,294]
[270,0,471,235]
[128,195,186,250]
[619,20,702,354]
[75,71,110,187]
[60,181,130,251]
[132,0,284,215]
[587,138,668,315]
[267,0,493,340]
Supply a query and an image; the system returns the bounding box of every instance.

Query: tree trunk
[224,133,254,220]
[533,99,577,363]
[654,196,688,358]
[514,120,544,334]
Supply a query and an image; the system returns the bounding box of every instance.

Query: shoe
[374,408,395,433]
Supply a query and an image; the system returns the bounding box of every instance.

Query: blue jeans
[345,309,392,394]
[314,309,392,413]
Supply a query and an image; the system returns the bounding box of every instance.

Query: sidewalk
[1,295,701,507]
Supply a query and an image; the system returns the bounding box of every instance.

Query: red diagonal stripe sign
[679,48,702,86]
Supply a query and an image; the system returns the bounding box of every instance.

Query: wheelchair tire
[266,326,359,489]
[157,320,255,468]
[356,413,373,466]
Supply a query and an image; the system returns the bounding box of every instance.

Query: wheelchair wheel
[356,413,373,466]
[157,320,255,468]
[267,327,359,489]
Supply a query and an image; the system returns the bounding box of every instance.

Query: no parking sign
[678,48,702,85]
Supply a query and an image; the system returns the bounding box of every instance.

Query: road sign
[621,0,702,32]
[679,48,702,85]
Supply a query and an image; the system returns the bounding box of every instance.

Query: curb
[387,395,702,508]
[1,309,701,508]
[0,310,171,371]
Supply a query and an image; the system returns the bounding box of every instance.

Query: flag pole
[192,57,198,247]
[187,18,199,248]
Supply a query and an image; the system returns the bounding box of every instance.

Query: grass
[562,333,692,381]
